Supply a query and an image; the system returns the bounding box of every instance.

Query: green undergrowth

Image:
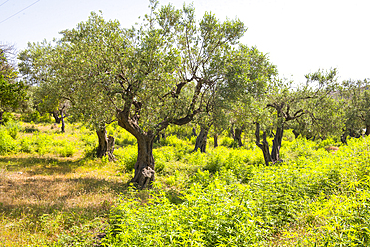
[103,136,370,246]
[1,120,370,246]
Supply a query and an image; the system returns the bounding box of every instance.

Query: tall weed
[106,179,268,246]
[0,127,16,154]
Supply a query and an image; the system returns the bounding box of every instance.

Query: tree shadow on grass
[0,156,86,175]
[0,176,129,221]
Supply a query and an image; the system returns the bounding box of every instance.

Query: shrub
[106,179,267,246]
[4,120,21,139]
[220,136,238,148]
[0,127,16,154]
[34,133,53,156]
[20,137,34,153]
[1,112,15,123]
[57,142,76,157]
[115,145,138,172]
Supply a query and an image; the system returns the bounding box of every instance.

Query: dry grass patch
[0,153,130,246]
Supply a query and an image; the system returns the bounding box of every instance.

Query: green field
[1,120,369,246]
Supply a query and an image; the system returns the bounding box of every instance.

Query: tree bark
[213,133,218,148]
[271,126,283,163]
[292,129,299,139]
[194,126,209,153]
[60,109,65,133]
[131,135,155,189]
[230,125,235,138]
[192,127,197,136]
[341,133,348,145]
[51,110,61,124]
[96,128,116,161]
[365,124,370,136]
[255,122,272,166]
[234,126,244,147]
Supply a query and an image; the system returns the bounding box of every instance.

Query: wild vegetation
[0,117,370,246]
[1,0,370,246]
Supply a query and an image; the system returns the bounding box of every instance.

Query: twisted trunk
[194,126,209,153]
[255,123,284,165]
[132,135,155,189]
[255,123,272,166]
[365,124,370,136]
[230,125,235,138]
[234,126,244,147]
[192,127,197,136]
[96,128,116,161]
[51,110,61,124]
[117,111,157,189]
[60,109,65,133]
[341,133,348,145]
[271,126,283,162]
[213,133,218,148]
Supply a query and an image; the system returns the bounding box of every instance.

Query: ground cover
[1,120,370,246]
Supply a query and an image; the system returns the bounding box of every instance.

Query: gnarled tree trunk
[234,126,244,147]
[96,128,116,161]
[255,123,284,165]
[230,124,244,147]
[213,133,218,148]
[255,122,272,166]
[117,110,158,189]
[131,135,155,189]
[192,127,197,136]
[51,110,61,124]
[60,109,65,133]
[341,133,348,145]
[365,124,370,136]
[271,126,283,162]
[230,125,235,138]
[292,129,299,139]
[194,126,209,153]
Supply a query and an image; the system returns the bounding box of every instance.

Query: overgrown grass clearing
[1,120,370,246]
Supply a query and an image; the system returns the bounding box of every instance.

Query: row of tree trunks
[96,128,116,161]
[341,125,370,145]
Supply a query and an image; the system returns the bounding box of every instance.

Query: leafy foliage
[0,45,27,116]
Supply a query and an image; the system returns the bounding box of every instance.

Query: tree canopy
[19,1,271,188]
[0,44,27,123]
[253,68,342,165]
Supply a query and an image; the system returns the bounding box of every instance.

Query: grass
[0,122,132,246]
[1,120,370,246]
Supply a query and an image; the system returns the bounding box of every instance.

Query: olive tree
[191,45,276,152]
[339,79,370,142]
[21,1,262,188]
[254,68,341,165]
[0,44,27,123]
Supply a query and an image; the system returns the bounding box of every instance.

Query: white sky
[0,0,369,83]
